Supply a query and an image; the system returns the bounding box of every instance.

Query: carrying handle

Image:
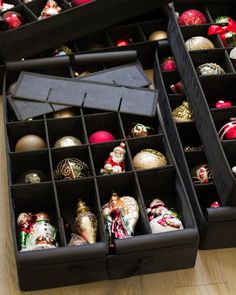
[5,51,138,72]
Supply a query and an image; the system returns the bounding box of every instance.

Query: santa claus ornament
[100,142,126,175]
[147,199,184,233]
[39,0,62,20]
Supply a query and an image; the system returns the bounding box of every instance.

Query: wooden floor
[1,99,236,295]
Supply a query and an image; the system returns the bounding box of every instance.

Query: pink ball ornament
[88,131,116,143]
[71,0,92,6]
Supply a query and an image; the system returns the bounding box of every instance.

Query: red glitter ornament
[2,11,23,29]
[178,9,207,26]
[160,57,176,71]
[215,100,232,108]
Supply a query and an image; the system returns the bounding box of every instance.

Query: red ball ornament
[178,9,207,26]
[215,100,232,108]
[71,0,92,6]
[89,131,116,143]
[3,11,23,29]
[115,39,129,47]
[160,57,176,71]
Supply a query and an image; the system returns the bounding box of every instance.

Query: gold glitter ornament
[132,149,167,170]
[172,101,193,122]
[197,63,225,75]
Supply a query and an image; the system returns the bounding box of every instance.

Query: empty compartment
[223,141,236,174]
[47,116,86,148]
[207,0,236,23]
[177,122,203,152]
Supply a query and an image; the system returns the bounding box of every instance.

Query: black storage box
[0,0,170,61]
[3,53,199,291]
[168,0,236,206]
[154,40,236,249]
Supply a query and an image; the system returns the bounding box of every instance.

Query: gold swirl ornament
[172,101,193,122]
[53,158,90,180]
[185,36,215,51]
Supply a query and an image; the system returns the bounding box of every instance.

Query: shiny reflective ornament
[215,99,232,108]
[102,192,139,248]
[17,212,57,251]
[69,199,98,245]
[197,63,225,76]
[185,36,215,51]
[53,136,82,148]
[39,0,62,20]
[178,9,207,26]
[100,142,126,175]
[3,11,23,29]
[17,169,48,184]
[218,118,236,140]
[170,81,183,94]
[160,56,176,71]
[15,134,47,152]
[115,38,132,47]
[89,130,115,143]
[148,30,167,41]
[147,199,184,233]
[232,166,236,176]
[51,108,76,118]
[132,149,167,170]
[191,164,213,184]
[54,158,90,180]
[53,45,73,56]
[172,101,193,122]
[74,71,90,77]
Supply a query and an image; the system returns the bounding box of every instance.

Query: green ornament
[215,16,230,26]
